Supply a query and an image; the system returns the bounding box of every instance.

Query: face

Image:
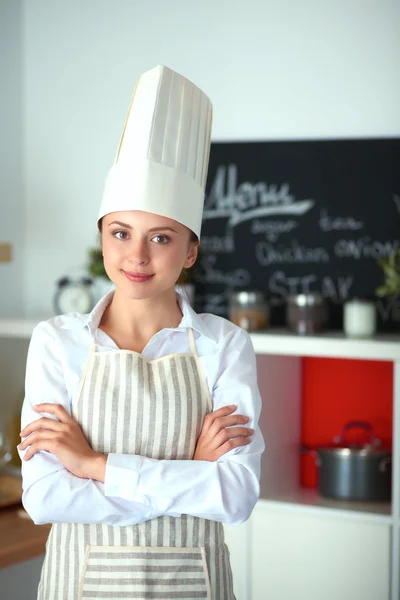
[101,211,198,300]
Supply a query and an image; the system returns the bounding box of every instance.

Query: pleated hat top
[98,65,213,239]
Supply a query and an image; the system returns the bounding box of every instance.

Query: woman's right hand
[193,405,254,462]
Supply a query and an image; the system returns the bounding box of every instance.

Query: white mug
[343,299,376,337]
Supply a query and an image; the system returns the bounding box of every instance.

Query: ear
[183,243,198,269]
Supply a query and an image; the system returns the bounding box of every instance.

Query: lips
[123,271,154,282]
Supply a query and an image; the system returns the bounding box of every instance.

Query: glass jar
[343,298,376,337]
[287,294,327,335]
[229,291,269,331]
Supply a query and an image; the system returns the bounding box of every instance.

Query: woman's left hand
[19,404,106,481]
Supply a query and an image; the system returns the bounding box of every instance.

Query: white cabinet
[250,334,400,600]
[249,503,390,600]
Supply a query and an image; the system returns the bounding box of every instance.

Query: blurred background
[1,0,399,317]
[0,2,399,599]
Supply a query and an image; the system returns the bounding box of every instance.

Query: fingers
[20,416,69,438]
[213,426,254,449]
[20,404,72,438]
[201,406,250,435]
[208,414,250,438]
[33,403,71,422]
[214,436,252,460]
[19,430,60,460]
[194,403,255,462]
[200,405,237,435]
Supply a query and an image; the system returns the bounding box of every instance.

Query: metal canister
[229,291,269,332]
[286,294,327,334]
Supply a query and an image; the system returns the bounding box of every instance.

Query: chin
[122,279,178,301]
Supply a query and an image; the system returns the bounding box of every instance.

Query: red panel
[300,357,393,488]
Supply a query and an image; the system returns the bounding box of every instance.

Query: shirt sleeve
[19,321,153,526]
[104,326,265,525]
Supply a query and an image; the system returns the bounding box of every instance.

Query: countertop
[0,468,51,569]
[0,466,51,569]
[0,503,51,569]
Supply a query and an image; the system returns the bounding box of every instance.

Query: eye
[151,234,170,244]
[113,230,129,240]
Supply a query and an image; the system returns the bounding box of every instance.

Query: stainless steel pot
[302,421,392,502]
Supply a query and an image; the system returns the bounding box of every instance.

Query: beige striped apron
[37,328,235,599]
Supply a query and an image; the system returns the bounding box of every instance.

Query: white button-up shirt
[19,290,264,526]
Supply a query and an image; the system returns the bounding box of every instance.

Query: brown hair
[178,229,198,284]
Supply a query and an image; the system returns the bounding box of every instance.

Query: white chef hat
[98,65,213,240]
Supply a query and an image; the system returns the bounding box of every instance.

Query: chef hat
[98,65,213,240]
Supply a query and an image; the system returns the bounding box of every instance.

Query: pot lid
[325,421,391,453]
[320,446,391,457]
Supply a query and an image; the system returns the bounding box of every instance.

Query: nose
[127,238,149,265]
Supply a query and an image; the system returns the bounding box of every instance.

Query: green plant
[376,249,400,298]
[88,248,109,279]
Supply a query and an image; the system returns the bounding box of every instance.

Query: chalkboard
[192,138,400,330]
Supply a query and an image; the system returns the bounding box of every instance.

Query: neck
[100,287,183,342]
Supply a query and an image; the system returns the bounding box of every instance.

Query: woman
[18,66,264,600]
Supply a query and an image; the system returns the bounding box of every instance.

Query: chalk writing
[376,297,400,323]
[255,240,330,267]
[335,238,399,260]
[268,271,354,300]
[319,209,363,232]
[203,165,315,227]
[199,235,235,254]
[250,219,298,241]
[195,255,252,287]
[393,194,400,214]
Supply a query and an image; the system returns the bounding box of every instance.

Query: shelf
[258,487,392,524]
[0,317,51,338]
[1,317,400,362]
[250,329,400,361]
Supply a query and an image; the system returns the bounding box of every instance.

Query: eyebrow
[108,220,178,233]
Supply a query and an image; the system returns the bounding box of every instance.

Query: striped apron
[37,327,235,599]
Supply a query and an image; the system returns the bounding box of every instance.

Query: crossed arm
[19,404,254,480]
[19,323,264,526]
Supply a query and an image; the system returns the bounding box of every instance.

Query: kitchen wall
[1,0,400,316]
[0,0,24,316]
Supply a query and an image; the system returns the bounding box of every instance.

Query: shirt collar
[60,287,217,343]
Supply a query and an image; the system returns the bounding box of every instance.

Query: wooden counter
[0,504,51,569]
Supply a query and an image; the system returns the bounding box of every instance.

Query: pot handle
[333,421,381,447]
[300,445,321,466]
[379,456,392,473]
[300,445,318,459]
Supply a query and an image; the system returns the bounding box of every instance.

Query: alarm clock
[53,276,95,315]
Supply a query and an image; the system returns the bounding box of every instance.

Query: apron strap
[71,337,96,417]
[187,328,198,357]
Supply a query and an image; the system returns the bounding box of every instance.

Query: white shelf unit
[249,329,400,600]
[259,489,392,524]
[251,328,400,360]
[1,318,399,598]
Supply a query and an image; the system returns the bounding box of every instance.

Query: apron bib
[37,328,235,600]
